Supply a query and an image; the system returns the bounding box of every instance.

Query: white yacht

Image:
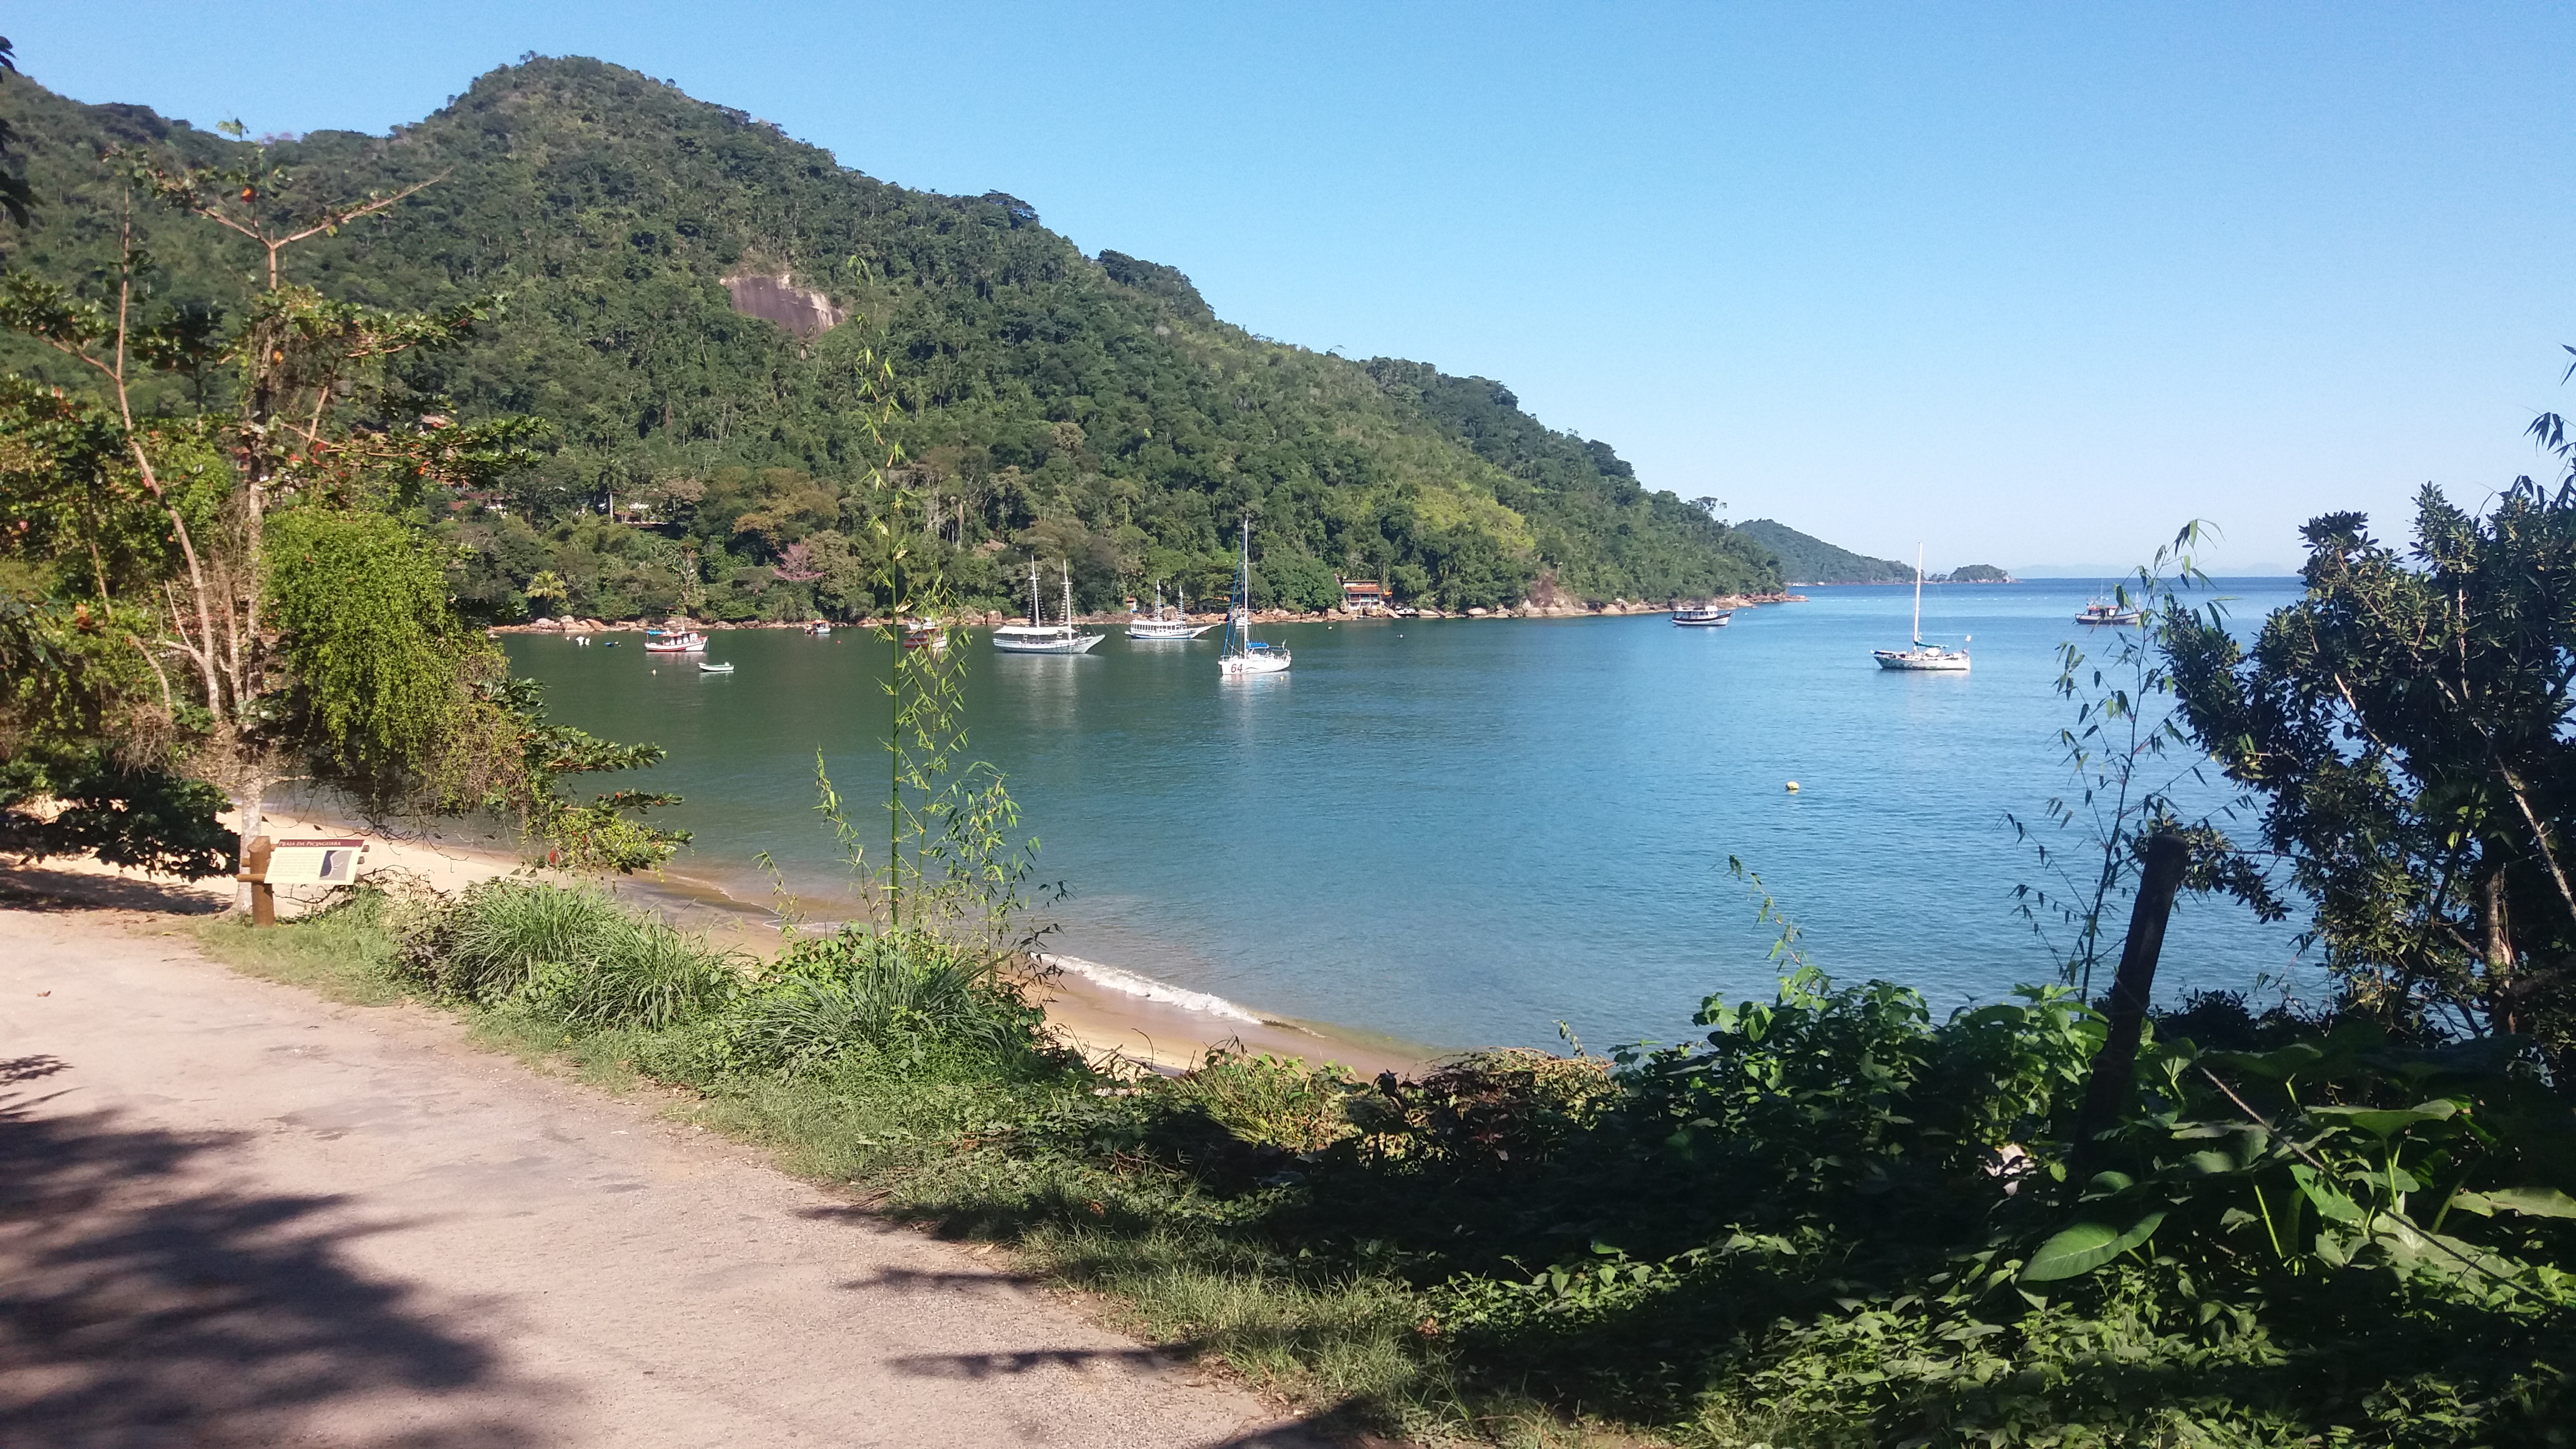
[1672,604,1735,627]
[993,562,1103,654]
[1873,547,1971,671]
[1218,521,1290,676]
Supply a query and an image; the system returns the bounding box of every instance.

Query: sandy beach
[2,806,1432,1080]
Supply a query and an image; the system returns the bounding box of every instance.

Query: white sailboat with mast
[992,560,1103,654]
[1218,520,1290,676]
[1873,545,1970,671]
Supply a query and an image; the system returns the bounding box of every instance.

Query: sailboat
[1218,520,1290,677]
[992,561,1103,654]
[1129,581,1214,640]
[1873,547,1971,671]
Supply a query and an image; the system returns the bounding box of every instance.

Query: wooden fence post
[2072,830,2190,1179]
[240,836,276,928]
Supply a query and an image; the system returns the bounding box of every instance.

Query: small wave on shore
[1041,954,1264,1023]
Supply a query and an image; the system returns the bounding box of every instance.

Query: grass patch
[193,890,411,1005]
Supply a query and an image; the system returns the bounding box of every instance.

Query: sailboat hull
[1218,652,1291,676]
[1873,648,1970,671]
[993,630,1102,653]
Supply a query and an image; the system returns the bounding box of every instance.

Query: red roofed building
[1339,577,1388,615]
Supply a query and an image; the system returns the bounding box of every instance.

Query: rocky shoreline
[487,592,1806,635]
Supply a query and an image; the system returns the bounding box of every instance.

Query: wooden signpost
[237,836,367,925]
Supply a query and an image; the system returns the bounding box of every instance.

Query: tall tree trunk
[2072,831,2190,1179]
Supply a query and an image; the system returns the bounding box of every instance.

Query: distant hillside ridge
[0,57,1782,620]
[1735,520,1916,585]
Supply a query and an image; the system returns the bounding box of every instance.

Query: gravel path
[0,905,1338,1448]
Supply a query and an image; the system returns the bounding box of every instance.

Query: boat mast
[1912,545,1925,646]
[1028,560,1041,627]
[1062,562,1075,632]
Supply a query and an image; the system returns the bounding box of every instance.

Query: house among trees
[1339,577,1389,614]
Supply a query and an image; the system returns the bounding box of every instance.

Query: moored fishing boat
[1672,603,1734,627]
[643,627,707,653]
[697,660,734,673]
[2075,598,2142,627]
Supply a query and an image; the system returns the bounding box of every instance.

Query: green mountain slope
[1734,519,1915,585]
[1,58,1785,618]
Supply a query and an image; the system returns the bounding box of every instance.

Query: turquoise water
[502,579,2314,1051]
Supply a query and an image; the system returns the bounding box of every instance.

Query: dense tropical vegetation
[0,56,1782,627]
[0,47,681,882]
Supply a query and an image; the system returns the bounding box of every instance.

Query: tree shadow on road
[0,864,228,915]
[0,1082,559,1448]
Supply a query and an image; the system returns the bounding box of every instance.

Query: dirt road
[0,904,1339,1448]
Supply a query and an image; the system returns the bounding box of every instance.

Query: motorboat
[1672,604,1735,627]
[697,660,734,674]
[1130,582,1214,640]
[1219,520,1290,677]
[2076,599,2142,627]
[993,562,1103,654]
[806,620,832,636]
[643,628,707,654]
[901,619,950,651]
[1874,547,1971,671]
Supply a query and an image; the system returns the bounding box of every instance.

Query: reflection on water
[504,582,2316,1051]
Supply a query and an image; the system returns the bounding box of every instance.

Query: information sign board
[261,838,366,886]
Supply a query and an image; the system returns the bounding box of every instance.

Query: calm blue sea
[502,578,2316,1051]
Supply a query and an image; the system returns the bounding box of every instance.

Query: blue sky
[17,2,2573,571]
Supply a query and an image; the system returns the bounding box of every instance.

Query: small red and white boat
[643,628,707,654]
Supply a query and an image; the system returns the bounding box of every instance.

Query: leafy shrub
[398,878,631,1001]
[724,928,1054,1073]
[1161,1050,1359,1154]
[1616,969,2099,1241]
[517,918,743,1032]
[1345,1048,1618,1170]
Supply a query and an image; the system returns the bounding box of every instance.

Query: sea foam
[1042,954,1263,1023]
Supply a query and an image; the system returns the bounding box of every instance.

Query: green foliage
[2164,452,2576,1081]
[1735,517,1915,585]
[0,60,1789,618]
[193,884,412,1005]
[265,507,474,781]
[0,747,232,876]
[398,877,635,1001]
[723,927,1052,1073]
[397,877,739,1031]
[518,922,739,1033]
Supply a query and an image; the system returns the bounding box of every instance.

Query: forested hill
[0,57,1783,620]
[1734,520,1916,585]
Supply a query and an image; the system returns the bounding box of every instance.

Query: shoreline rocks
[485,593,1808,636]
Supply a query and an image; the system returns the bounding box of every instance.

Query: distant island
[1944,564,2014,583]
